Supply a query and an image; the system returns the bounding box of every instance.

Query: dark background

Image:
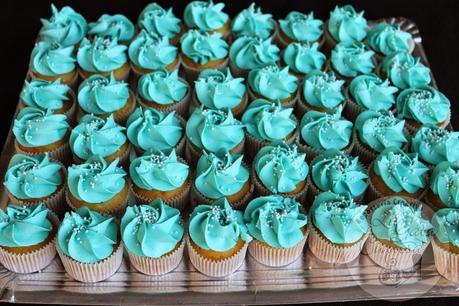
[2,0,459,305]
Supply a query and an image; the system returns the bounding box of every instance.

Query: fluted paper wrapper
[432,238,459,283]
[181,57,229,84]
[15,140,71,164]
[185,138,244,166]
[252,167,307,202]
[130,181,190,212]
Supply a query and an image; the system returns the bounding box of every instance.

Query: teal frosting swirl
[374,147,429,193]
[231,3,273,39]
[70,114,127,160]
[21,79,70,111]
[366,22,412,55]
[180,30,228,64]
[184,1,229,31]
[0,204,52,247]
[349,74,398,110]
[13,107,69,147]
[331,42,375,77]
[254,142,308,193]
[396,86,450,125]
[39,4,87,47]
[371,197,432,250]
[311,192,368,244]
[67,156,126,203]
[283,43,326,75]
[412,125,459,165]
[186,108,244,154]
[126,107,182,152]
[121,199,184,257]
[430,162,459,208]
[78,73,129,114]
[381,52,431,89]
[137,3,181,39]
[57,207,118,263]
[30,41,76,76]
[189,198,251,251]
[229,36,280,70]
[279,11,323,43]
[77,37,127,73]
[302,70,345,109]
[128,30,178,70]
[248,65,298,100]
[4,153,62,200]
[328,5,368,43]
[195,152,249,199]
[138,69,188,104]
[130,149,189,191]
[300,105,352,150]
[244,195,307,248]
[195,68,246,109]
[242,99,296,142]
[88,14,134,42]
[433,208,459,247]
[355,110,407,153]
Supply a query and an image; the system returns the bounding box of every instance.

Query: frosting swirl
[184,1,229,31]
[88,14,134,42]
[229,36,279,70]
[283,43,326,75]
[180,30,228,64]
[279,11,323,43]
[366,22,412,55]
[381,52,431,89]
[328,5,368,43]
[137,3,181,39]
[430,162,459,208]
[331,42,375,77]
[77,37,127,73]
[302,70,345,109]
[248,65,298,100]
[231,3,273,39]
[349,74,398,110]
[21,79,70,111]
[433,208,459,247]
[30,41,76,76]
[412,125,459,165]
[138,69,188,104]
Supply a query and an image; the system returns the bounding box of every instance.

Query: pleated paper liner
[189,90,249,119]
[180,56,229,84]
[431,237,459,283]
[185,138,245,167]
[306,175,365,206]
[27,68,79,92]
[14,139,71,165]
[296,136,355,164]
[247,86,299,110]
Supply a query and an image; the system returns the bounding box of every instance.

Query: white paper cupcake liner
[306,174,365,205]
[189,91,248,119]
[181,56,229,84]
[431,237,459,283]
[14,140,71,164]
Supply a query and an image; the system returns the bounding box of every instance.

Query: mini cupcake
[425,162,459,210]
[325,5,368,49]
[368,147,429,200]
[137,3,183,45]
[186,108,245,162]
[242,99,298,156]
[231,3,277,40]
[137,69,190,118]
[229,35,280,78]
[191,68,247,117]
[365,197,432,270]
[396,86,451,133]
[379,52,431,89]
[331,42,375,80]
[247,64,299,108]
[88,14,135,44]
[77,36,130,81]
[308,191,368,264]
[278,11,323,47]
[180,30,229,81]
[66,155,128,217]
[77,73,135,124]
[366,22,414,60]
[282,42,326,79]
[4,153,66,215]
[56,207,123,282]
[187,198,252,277]
[308,149,368,203]
[184,1,231,38]
[121,199,185,275]
[13,107,70,162]
[0,204,58,273]
[192,152,252,209]
[129,149,190,211]
[244,195,308,267]
[298,105,353,161]
[354,110,409,165]
[126,107,185,156]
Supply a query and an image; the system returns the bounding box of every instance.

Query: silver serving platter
[0,17,457,305]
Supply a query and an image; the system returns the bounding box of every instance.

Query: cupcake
[379,52,431,89]
[88,14,135,44]
[126,107,185,156]
[331,42,375,80]
[185,108,245,162]
[244,195,308,267]
[13,107,70,162]
[247,64,299,108]
[56,207,123,282]
[425,162,459,210]
[366,22,414,60]
[308,191,368,264]
[121,199,185,275]
[0,204,58,273]
[76,73,135,124]
[191,68,247,117]
[180,30,229,81]
[137,3,183,45]
[282,42,326,79]
[368,147,429,200]
[252,142,308,201]
[192,152,252,209]
[77,36,130,81]
[308,149,368,203]
[278,11,323,47]
[4,153,66,215]
[129,149,190,211]
[187,198,252,277]
[298,105,353,161]
[184,1,231,38]
[354,110,409,165]
[396,86,451,133]
[231,3,277,40]
[66,155,128,217]
[324,5,368,49]
[365,197,432,270]
[137,69,190,118]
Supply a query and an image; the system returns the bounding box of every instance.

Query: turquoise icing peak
[302,69,345,109]
[328,5,368,43]
[349,74,398,111]
[21,79,70,111]
[279,11,323,43]
[88,14,135,42]
[433,208,459,247]
[184,1,229,31]
[30,41,76,76]
[283,43,326,75]
[248,65,298,100]
[180,30,228,64]
[412,125,459,165]
[231,3,273,39]
[229,35,280,71]
[366,22,413,55]
[331,41,375,77]
[77,36,127,73]
[430,162,459,208]
[137,3,181,39]
[381,52,431,89]
[138,69,188,105]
